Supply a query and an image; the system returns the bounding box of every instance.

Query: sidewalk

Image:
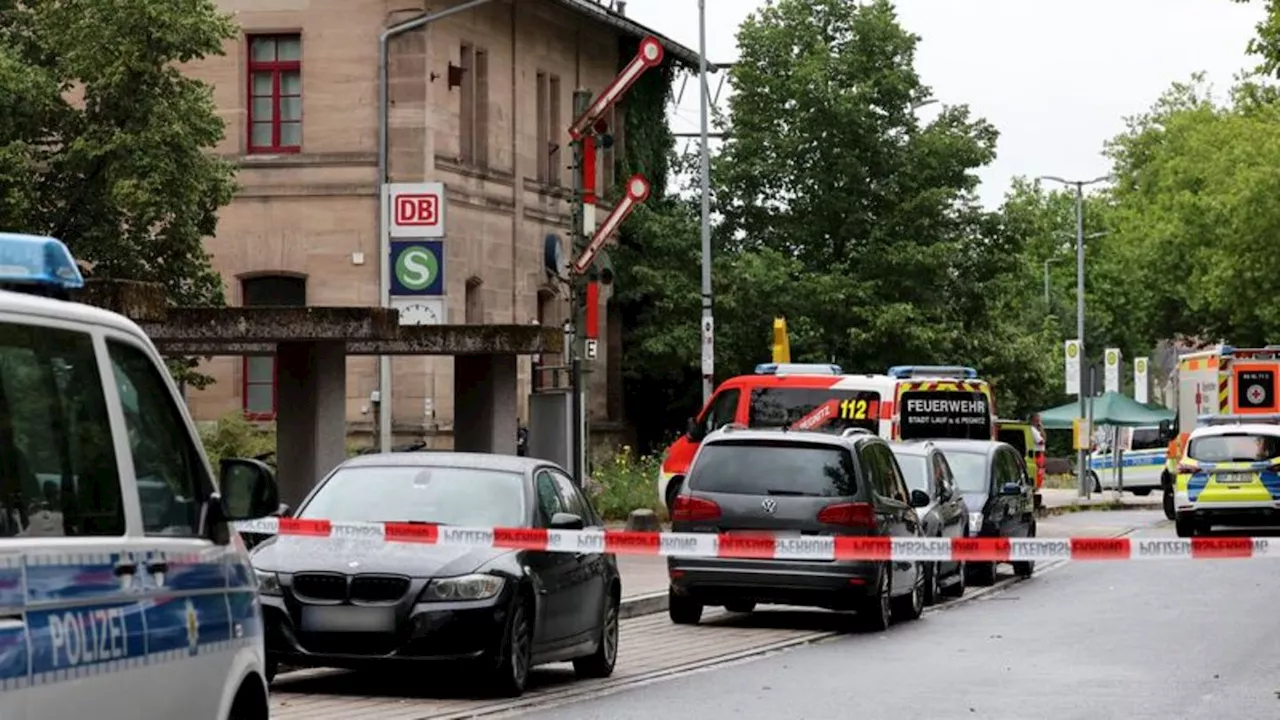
[617,554,670,618]
[1040,487,1163,513]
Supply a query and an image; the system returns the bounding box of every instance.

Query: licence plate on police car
[301,606,395,633]
[1213,472,1254,485]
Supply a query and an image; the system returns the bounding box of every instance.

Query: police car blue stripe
[0,565,23,610]
[3,547,264,691]
[0,622,26,683]
[1089,452,1167,471]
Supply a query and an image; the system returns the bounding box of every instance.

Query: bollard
[625,508,661,532]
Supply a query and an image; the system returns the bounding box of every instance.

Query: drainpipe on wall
[377,0,499,452]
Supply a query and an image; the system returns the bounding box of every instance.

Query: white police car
[0,234,280,719]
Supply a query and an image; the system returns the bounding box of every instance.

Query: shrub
[198,413,276,469]
[588,446,664,522]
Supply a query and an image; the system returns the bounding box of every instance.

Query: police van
[0,234,279,719]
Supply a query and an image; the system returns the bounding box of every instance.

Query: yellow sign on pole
[1073,417,1092,450]
[772,317,791,363]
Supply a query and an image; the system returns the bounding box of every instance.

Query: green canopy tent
[1038,391,1174,430]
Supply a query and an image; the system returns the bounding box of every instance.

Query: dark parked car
[888,441,969,604]
[250,453,620,697]
[668,426,927,632]
[932,440,1038,585]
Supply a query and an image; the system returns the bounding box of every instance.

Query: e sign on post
[1064,339,1081,395]
[1134,356,1149,404]
[1104,348,1121,393]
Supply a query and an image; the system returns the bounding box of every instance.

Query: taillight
[672,495,721,522]
[816,502,876,528]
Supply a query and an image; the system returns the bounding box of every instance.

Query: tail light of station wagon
[816,502,876,529]
[672,495,722,522]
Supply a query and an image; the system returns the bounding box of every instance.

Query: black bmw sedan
[250,452,621,697]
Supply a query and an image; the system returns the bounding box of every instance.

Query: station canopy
[1038,391,1175,429]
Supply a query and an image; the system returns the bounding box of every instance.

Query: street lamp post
[697,0,714,404]
[1039,174,1114,497]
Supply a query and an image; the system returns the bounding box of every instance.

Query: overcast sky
[623,0,1266,207]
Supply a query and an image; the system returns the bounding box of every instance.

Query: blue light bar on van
[755,362,843,376]
[886,365,978,380]
[1197,413,1280,427]
[0,233,84,289]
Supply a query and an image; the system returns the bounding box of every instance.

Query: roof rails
[717,422,750,432]
[1196,414,1280,427]
[0,233,84,298]
[840,428,873,438]
[886,365,978,380]
[755,362,843,376]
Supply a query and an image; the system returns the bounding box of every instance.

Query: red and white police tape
[232,518,1275,562]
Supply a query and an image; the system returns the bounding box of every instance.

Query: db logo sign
[396,195,438,227]
[387,182,446,238]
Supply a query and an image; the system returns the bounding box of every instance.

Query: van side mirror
[1000,482,1022,496]
[909,489,931,508]
[275,503,292,518]
[218,458,280,521]
[686,417,707,442]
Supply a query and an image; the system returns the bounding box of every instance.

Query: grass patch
[588,447,665,522]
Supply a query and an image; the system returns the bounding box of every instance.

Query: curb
[619,590,668,619]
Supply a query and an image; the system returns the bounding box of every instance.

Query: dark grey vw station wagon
[667,426,927,631]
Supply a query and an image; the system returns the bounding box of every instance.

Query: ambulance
[1160,346,1280,504]
[657,364,997,511]
[0,233,280,719]
[1162,345,1280,534]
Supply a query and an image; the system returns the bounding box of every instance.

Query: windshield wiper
[765,489,807,496]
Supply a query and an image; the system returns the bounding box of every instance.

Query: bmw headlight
[968,512,984,536]
[256,570,282,596]
[418,574,506,602]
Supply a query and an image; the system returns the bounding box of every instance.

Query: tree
[0,0,236,308]
[1102,75,1280,347]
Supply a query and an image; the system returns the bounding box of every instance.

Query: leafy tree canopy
[0,0,235,307]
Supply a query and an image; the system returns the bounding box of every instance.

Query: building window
[248,34,302,153]
[548,74,562,185]
[603,102,625,191]
[465,276,484,324]
[536,72,548,182]
[240,275,306,419]
[459,43,489,166]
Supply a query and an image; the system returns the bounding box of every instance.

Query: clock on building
[391,297,446,326]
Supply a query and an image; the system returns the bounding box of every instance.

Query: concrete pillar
[276,342,348,507]
[454,354,518,454]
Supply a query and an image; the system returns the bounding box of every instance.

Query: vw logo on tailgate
[761,498,778,514]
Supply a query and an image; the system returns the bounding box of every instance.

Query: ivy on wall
[608,38,706,451]
[614,37,676,198]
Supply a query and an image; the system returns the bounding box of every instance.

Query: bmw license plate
[301,606,395,633]
[1213,472,1254,485]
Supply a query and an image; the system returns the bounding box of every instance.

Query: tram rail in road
[269,519,1154,719]
[269,570,1053,720]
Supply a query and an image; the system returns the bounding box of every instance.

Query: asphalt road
[515,518,1280,720]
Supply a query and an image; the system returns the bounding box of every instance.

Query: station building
[182,0,697,451]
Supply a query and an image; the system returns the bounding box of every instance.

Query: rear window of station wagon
[688,441,857,497]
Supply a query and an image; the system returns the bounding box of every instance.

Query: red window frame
[242,356,278,421]
[246,34,302,154]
